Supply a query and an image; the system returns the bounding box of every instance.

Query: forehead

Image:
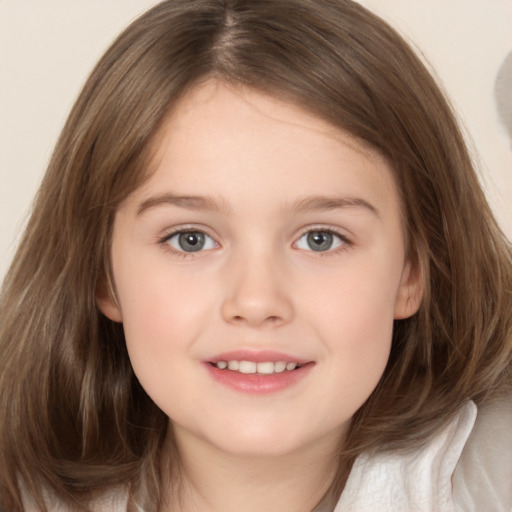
[134,80,401,216]
[154,80,381,163]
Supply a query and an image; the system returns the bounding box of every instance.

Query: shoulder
[21,486,128,512]
[452,395,512,511]
[88,488,129,512]
[334,398,512,512]
[334,401,477,512]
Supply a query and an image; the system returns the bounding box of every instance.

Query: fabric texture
[334,401,478,512]
[452,396,512,512]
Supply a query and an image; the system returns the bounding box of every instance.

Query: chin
[202,420,325,459]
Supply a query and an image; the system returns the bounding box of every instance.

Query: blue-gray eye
[166,231,216,252]
[296,230,344,252]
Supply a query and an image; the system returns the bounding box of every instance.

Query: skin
[98,80,422,511]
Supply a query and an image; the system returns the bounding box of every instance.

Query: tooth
[239,361,257,374]
[274,361,287,373]
[228,360,239,371]
[257,362,275,374]
[219,359,301,374]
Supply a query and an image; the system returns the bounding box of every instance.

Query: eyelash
[158,226,353,258]
[294,228,353,257]
[158,226,217,259]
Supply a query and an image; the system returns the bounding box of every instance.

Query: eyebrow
[137,192,380,217]
[289,195,380,217]
[137,193,231,215]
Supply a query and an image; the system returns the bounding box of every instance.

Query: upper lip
[206,349,312,364]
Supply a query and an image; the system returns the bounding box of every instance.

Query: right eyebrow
[136,193,232,216]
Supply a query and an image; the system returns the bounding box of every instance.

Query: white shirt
[335,398,512,512]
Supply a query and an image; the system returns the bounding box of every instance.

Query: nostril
[230,314,284,326]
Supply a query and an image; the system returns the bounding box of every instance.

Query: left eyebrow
[289,195,380,217]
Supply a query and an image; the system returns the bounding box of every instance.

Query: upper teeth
[215,360,299,374]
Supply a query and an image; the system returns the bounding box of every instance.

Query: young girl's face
[99,80,421,459]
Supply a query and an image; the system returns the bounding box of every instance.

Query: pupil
[307,231,333,251]
[179,232,205,252]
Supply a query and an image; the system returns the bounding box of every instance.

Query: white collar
[334,401,477,512]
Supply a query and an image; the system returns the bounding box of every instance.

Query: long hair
[1,1,511,510]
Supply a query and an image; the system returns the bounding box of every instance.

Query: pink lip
[203,350,314,395]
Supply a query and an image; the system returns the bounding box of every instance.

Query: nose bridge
[221,242,294,327]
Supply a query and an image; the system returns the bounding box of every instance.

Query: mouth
[209,360,305,374]
[204,351,314,394]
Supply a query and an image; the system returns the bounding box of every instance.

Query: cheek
[115,271,213,415]
[306,253,401,332]
[303,257,401,383]
[322,289,394,372]
[113,258,216,371]
[318,295,394,418]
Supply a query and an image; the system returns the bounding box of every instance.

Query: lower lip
[204,363,314,394]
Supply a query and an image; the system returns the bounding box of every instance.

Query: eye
[165,230,217,253]
[295,230,346,252]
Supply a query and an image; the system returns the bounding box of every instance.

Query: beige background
[1,0,511,282]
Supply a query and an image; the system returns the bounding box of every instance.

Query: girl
[1,1,511,511]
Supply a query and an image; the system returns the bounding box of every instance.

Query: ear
[394,259,423,319]
[96,280,123,323]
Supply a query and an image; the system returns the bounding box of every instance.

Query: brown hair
[1,0,511,510]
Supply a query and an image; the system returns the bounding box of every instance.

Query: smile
[204,351,314,394]
[213,360,302,374]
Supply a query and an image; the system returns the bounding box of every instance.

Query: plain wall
[1,0,511,282]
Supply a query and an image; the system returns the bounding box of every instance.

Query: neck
[163,426,345,512]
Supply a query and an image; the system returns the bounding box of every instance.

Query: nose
[220,249,294,328]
